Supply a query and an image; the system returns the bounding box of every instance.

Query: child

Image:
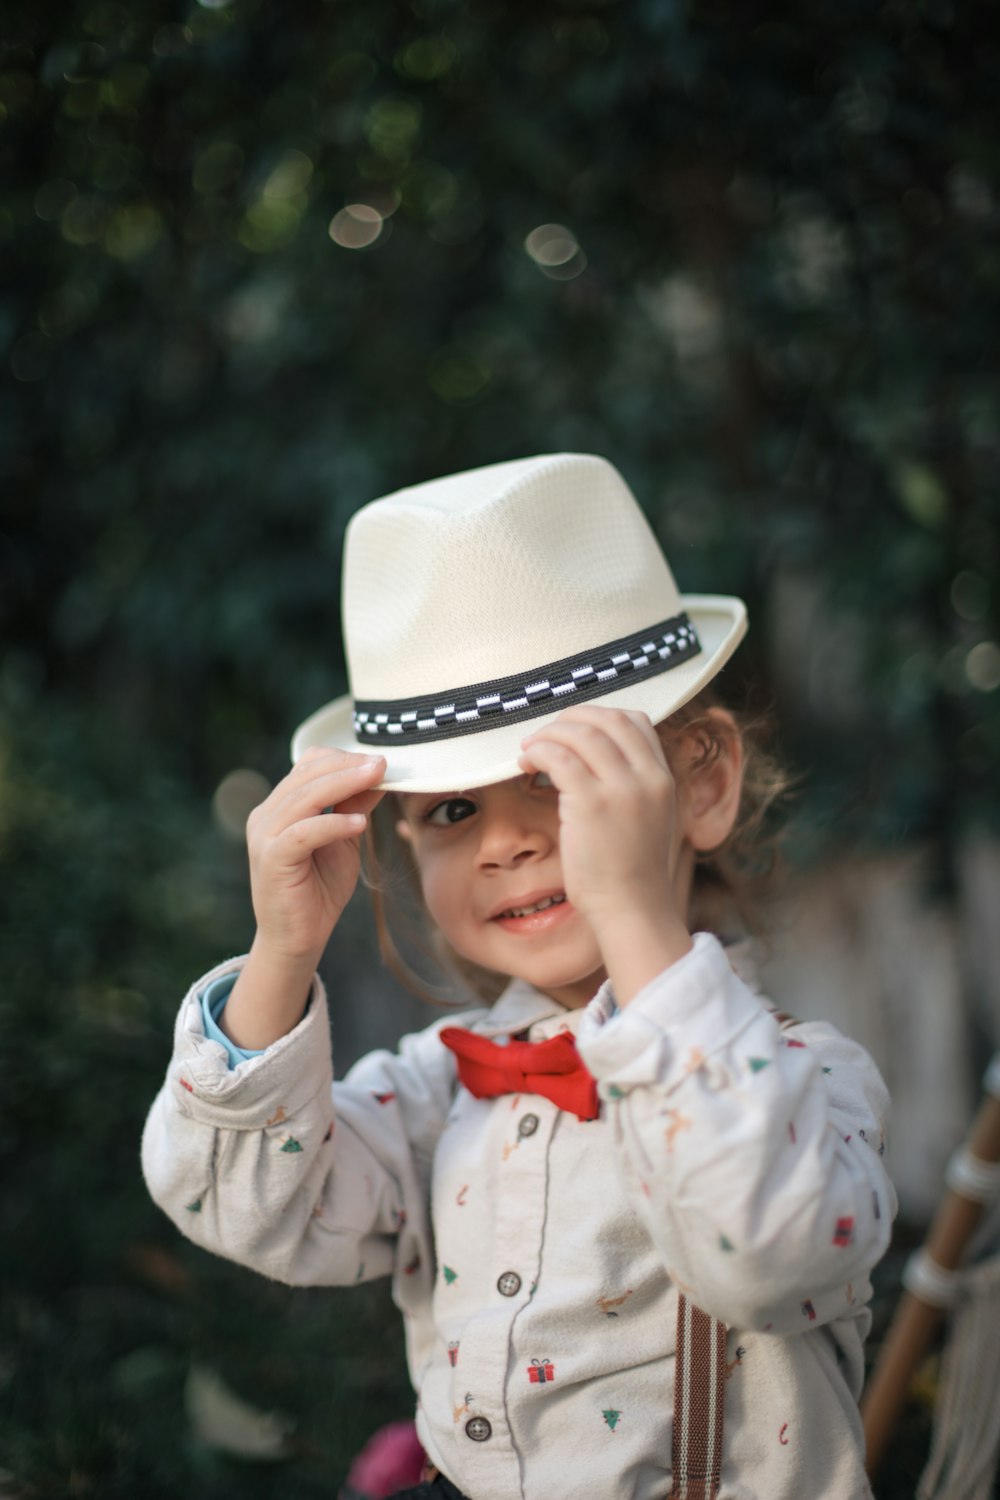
[143,453,895,1500]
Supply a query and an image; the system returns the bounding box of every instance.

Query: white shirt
[142,932,894,1499]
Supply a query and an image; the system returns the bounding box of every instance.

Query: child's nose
[475,802,552,869]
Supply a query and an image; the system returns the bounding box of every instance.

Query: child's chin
[516,962,606,1006]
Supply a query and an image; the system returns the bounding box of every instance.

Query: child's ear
[675,708,744,854]
[395,818,413,843]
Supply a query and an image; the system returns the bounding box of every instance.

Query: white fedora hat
[291,453,747,792]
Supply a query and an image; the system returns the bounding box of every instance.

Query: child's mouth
[492,893,572,932]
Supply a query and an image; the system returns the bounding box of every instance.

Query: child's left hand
[517,705,692,972]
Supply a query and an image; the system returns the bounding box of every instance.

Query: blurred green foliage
[3,0,999,1492]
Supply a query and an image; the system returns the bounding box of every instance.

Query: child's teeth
[507,895,565,918]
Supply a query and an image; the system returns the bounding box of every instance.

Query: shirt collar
[472,976,591,1039]
[724,934,762,992]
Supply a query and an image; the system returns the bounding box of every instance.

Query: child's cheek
[415,861,451,930]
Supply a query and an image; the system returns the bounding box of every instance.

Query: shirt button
[465,1416,492,1442]
[518,1113,539,1138]
[497,1271,522,1297]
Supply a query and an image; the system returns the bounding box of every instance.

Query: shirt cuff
[200,973,265,1068]
[170,957,330,1128]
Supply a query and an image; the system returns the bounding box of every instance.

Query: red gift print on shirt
[527,1358,555,1384]
[833,1216,855,1248]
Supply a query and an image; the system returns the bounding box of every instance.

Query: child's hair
[361,685,796,1006]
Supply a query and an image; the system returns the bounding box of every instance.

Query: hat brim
[290,594,747,793]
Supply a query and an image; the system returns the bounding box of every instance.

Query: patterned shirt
[143,932,894,1499]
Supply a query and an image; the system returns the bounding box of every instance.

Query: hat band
[353,612,700,744]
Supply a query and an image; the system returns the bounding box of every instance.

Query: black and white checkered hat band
[353,613,701,744]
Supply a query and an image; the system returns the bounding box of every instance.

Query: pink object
[344,1420,426,1498]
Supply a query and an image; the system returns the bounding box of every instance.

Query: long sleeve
[199,971,265,1066]
[576,931,896,1335]
[141,955,473,1297]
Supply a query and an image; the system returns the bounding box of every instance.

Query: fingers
[517,735,597,796]
[270,808,369,862]
[519,705,668,782]
[333,785,388,818]
[295,745,386,781]
[252,751,387,832]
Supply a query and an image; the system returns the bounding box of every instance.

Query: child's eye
[424,796,478,827]
[532,771,554,789]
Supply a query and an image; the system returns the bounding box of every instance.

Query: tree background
[3,0,999,1493]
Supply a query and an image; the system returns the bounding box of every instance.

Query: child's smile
[397,774,608,1009]
[489,887,571,931]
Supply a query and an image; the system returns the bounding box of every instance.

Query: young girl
[143,453,894,1500]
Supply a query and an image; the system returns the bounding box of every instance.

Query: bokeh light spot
[778,210,849,302]
[525,223,577,267]
[428,347,491,404]
[965,642,1000,693]
[360,185,401,219]
[402,161,458,221]
[642,274,723,361]
[892,462,948,530]
[213,770,271,840]
[364,97,422,163]
[59,195,108,244]
[239,196,304,252]
[949,166,993,220]
[101,62,149,112]
[834,79,889,135]
[394,35,458,80]
[328,203,384,249]
[524,224,586,280]
[223,279,292,345]
[263,150,314,201]
[104,204,163,260]
[188,4,237,40]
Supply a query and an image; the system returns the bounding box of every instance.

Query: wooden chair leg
[862,1056,1000,1480]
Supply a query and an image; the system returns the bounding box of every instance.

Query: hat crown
[343,453,681,700]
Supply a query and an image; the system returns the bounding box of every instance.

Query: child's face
[396,772,607,1009]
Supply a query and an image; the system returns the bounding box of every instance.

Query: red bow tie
[440,1027,600,1121]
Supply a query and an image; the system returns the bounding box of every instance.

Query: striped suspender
[669,1008,800,1498]
[670,1295,727,1500]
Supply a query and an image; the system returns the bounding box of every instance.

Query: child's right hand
[245,747,387,966]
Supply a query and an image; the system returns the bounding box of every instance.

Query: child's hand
[517,706,692,999]
[245,747,387,966]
